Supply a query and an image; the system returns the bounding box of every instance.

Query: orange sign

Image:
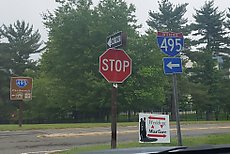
[10,77,33,101]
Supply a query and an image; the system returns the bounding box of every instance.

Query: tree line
[0,0,229,123]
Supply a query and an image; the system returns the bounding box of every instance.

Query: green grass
[0,122,137,131]
[0,123,107,131]
[180,120,230,125]
[0,121,229,131]
[58,133,230,154]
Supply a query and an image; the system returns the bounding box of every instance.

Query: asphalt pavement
[0,123,229,154]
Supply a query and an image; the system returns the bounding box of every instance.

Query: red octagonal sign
[99,48,132,83]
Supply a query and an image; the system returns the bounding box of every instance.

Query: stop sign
[99,48,132,83]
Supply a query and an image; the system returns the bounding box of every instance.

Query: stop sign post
[99,48,132,83]
[99,47,132,149]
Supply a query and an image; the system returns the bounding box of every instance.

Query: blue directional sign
[163,57,182,74]
[157,32,184,57]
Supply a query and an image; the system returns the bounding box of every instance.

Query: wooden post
[111,84,118,149]
[18,101,23,127]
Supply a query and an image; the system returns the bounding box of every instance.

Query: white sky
[0,0,229,42]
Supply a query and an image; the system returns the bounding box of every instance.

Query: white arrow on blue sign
[163,57,182,74]
[157,32,184,57]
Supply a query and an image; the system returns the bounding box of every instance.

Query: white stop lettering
[102,59,129,72]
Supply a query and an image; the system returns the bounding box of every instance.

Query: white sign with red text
[139,113,170,143]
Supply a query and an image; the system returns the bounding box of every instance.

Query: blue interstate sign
[157,32,184,57]
[16,79,28,88]
[163,57,182,74]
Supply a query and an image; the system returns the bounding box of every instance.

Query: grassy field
[0,120,229,131]
[58,133,230,154]
[0,122,136,131]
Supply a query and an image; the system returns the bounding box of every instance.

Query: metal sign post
[172,74,182,146]
[157,31,183,146]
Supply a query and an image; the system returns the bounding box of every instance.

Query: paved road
[0,123,229,154]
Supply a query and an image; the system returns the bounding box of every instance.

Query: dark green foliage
[119,32,167,116]
[147,0,190,120]
[187,51,222,120]
[187,1,230,120]
[0,20,42,75]
[25,0,170,123]
[191,0,225,52]
[147,0,188,33]
[28,0,142,122]
[1,0,229,123]
[0,20,42,123]
[223,8,230,71]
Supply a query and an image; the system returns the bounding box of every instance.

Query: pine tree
[0,21,43,123]
[191,0,226,53]
[0,20,43,75]
[147,0,189,121]
[188,1,227,120]
[147,0,188,33]
[223,8,230,69]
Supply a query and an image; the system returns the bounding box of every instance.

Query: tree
[147,0,189,120]
[94,0,139,34]
[191,0,225,53]
[0,20,43,123]
[187,51,222,120]
[0,20,43,75]
[216,79,230,120]
[39,0,102,122]
[119,32,167,121]
[0,43,13,123]
[187,1,228,120]
[32,0,170,123]
[30,0,140,122]
[223,8,230,71]
[147,0,188,33]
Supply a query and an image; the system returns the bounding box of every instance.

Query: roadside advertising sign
[139,113,170,143]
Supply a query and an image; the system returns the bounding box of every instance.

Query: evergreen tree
[0,20,43,75]
[147,0,189,120]
[188,1,227,120]
[147,0,188,33]
[191,0,225,53]
[223,8,230,69]
[0,21,43,123]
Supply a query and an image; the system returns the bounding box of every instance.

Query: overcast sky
[0,0,229,42]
